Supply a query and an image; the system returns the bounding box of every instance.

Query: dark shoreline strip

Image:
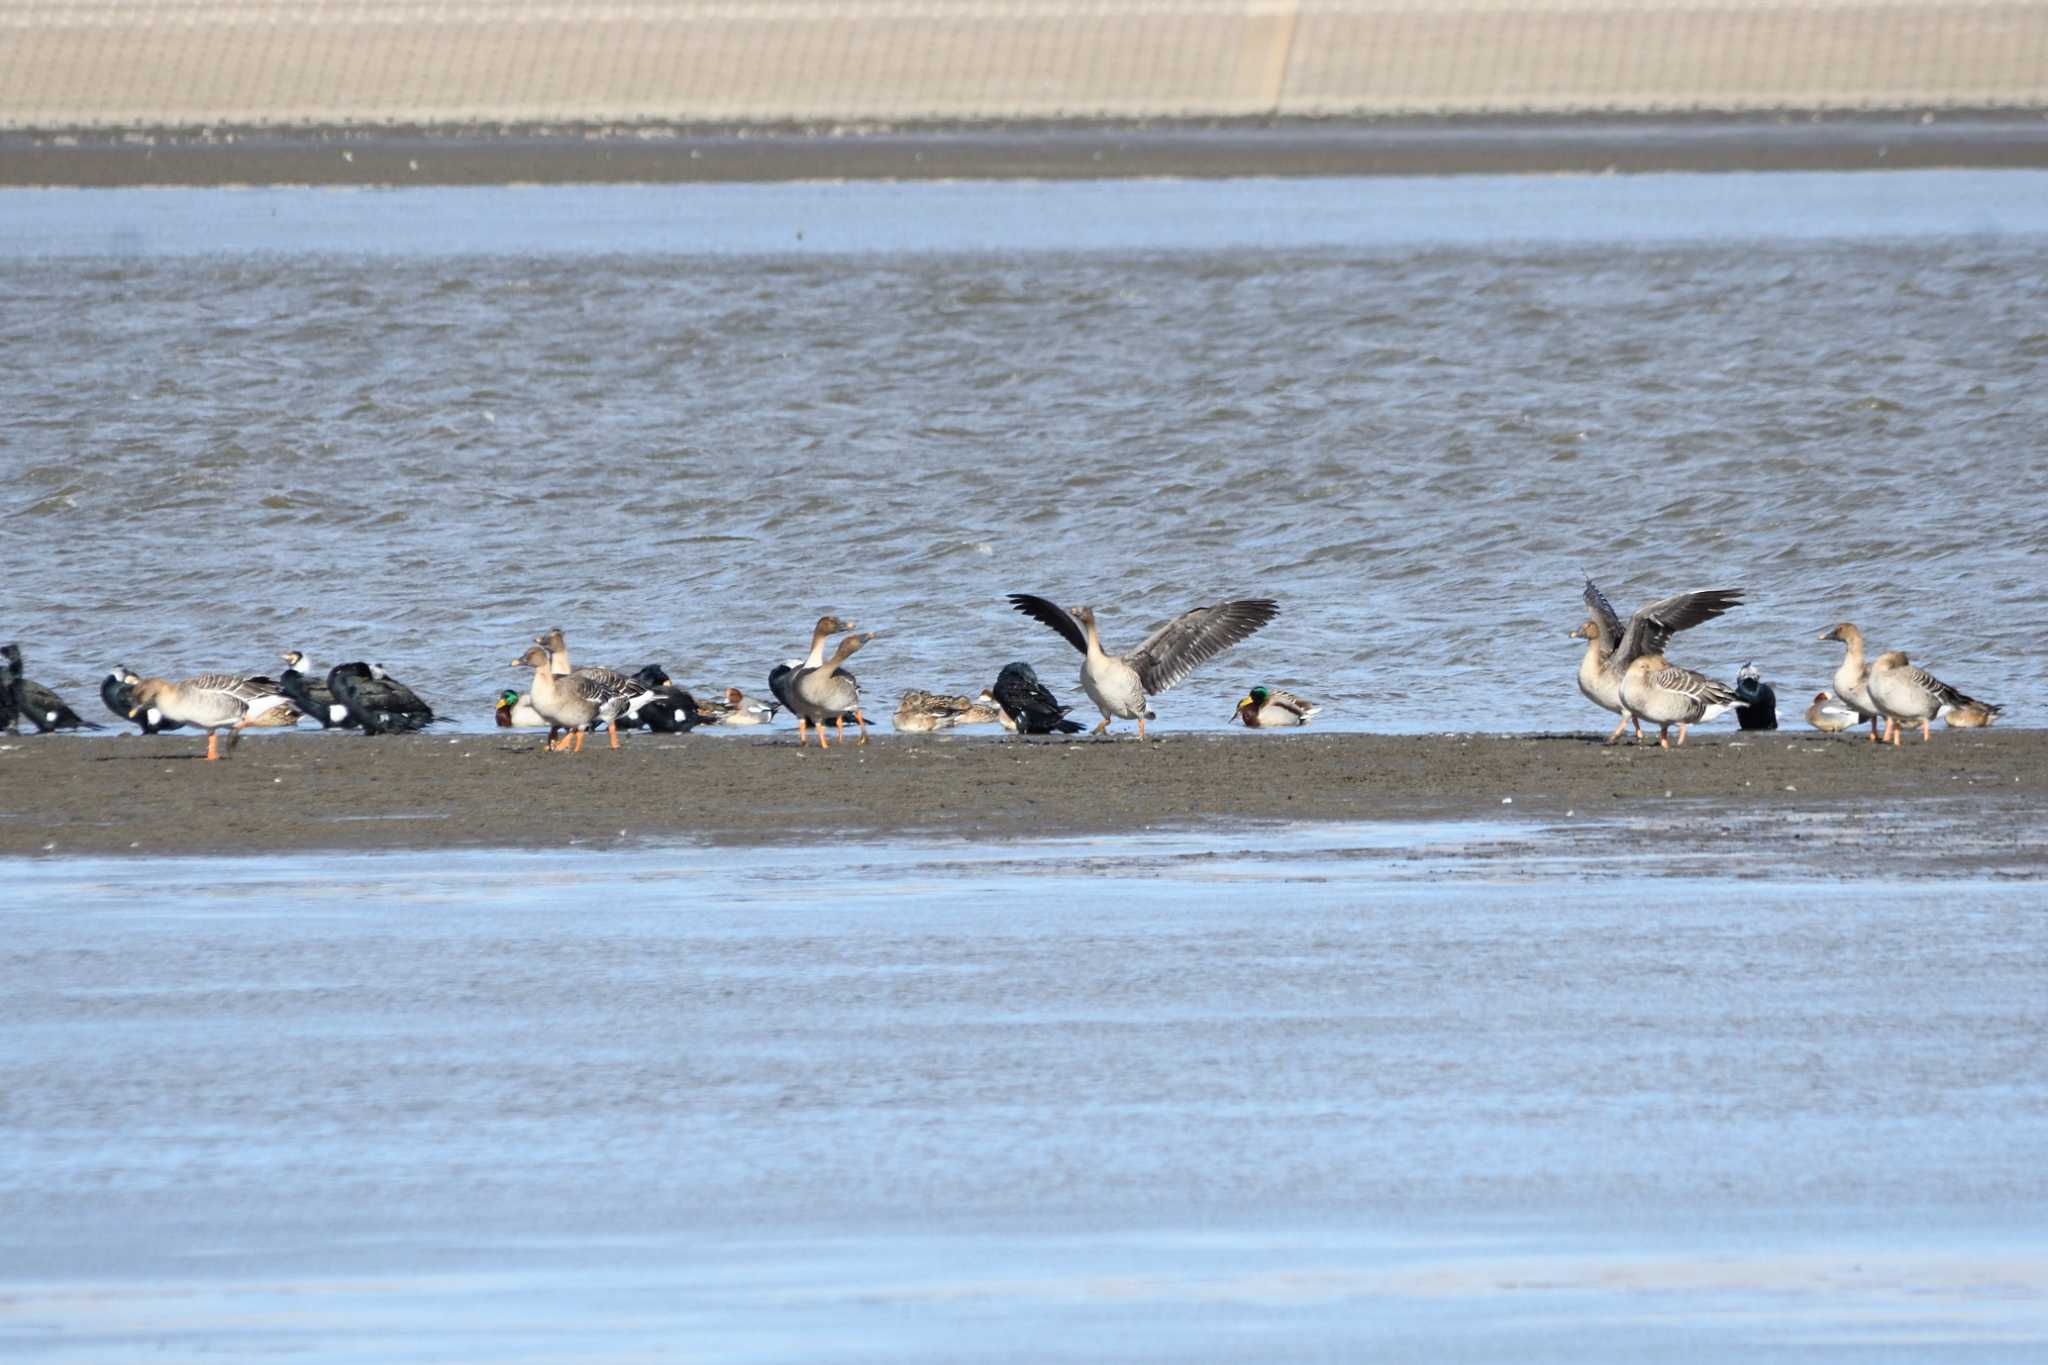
[2,729,2039,859]
[7,116,2048,187]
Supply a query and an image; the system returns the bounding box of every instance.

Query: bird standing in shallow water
[1007,594,1279,738]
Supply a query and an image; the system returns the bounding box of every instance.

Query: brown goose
[1008,594,1278,738]
[1867,651,2001,746]
[1618,655,1739,749]
[1817,623,1885,743]
[125,673,300,761]
[1576,580,1745,745]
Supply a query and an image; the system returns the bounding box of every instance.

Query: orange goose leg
[1676,723,1690,747]
[608,720,620,751]
[205,730,221,761]
[855,710,868,745]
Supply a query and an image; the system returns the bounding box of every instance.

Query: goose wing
[1007,593,1089,656]
[1615,588,1745,668]
[1582,578,1625,650]
[1905,665,1971,710]
[1650,665,1737,707]
[1129,599,1280,696]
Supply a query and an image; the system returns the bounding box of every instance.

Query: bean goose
[791,632,874,748]
[1867,650,2001,746]
[1817,624,1886,743]
[1007,594,1279,738]
[1574,580,1745,745]
[124,672,299,760]
[1618,655,1739,748]
[514,645,642,752]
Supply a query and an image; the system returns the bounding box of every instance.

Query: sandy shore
[1,728,2039,862]
[7,117,2048,187]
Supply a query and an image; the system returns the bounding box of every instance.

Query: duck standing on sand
[1732,662,1777,731]
[696,688,778,726]
[983,661,1084,735]
[792,632,874,748]
[495,689,546,727]
[1007,594,1279,738]
[1867,650,2000,746]
[1817,624,1886,743]
[893,689,1002,733]
[3,643,98,733]
[1233,686,1320,728]
[1573,580,1746,745]
[1805,691,1864,734]
[124,672,299,760]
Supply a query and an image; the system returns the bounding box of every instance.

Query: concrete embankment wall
[3,0,2046,130]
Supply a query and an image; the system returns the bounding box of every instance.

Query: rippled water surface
[5,830,2045,1359]
[4,170,2045,735]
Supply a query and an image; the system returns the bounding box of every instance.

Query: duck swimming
[1007,594,1279,738]
[1574,581,1745,745]
[1732,661,1777,731]
[1233,686,1319,728]
[1867,650,2000,746]
[983,661,1084,735]
[125,672,299,760]
[1817,624,1885,743]
[1805,690,1863,734]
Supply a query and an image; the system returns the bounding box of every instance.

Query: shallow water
[3,828,2045,1358]
[2,171,2045,734]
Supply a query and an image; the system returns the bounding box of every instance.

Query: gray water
[4,827,2045,1360]
[3,170,2045,734]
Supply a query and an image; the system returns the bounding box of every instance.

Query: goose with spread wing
[1574,579,1746,744]
[1006,593,1279,738]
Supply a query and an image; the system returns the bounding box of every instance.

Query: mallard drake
[515,644,642,752]
[983,661,1083,735]
[792,632,874,748]
[1575,581,1745,745]
[1817,624,1885,743]
[2,643,98,733]
[1619,654,1739,748]
[1868,650,2000,746]
[1732,662,1777,731]
[278,651,355,728]
[495,689,547,727]
[1805,691,1863,734]
[1007,594,1278,738]
[125,672,299,760]
[696,687,778,726]
[328,662,435,734]
[892,689,1002,733]
[1233,686,1319,727]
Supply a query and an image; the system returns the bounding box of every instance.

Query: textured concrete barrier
[2,0,2045,128]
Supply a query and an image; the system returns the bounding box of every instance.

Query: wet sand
[8,116,2048,187]
[2,728,2040,862]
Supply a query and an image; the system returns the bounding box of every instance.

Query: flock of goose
[0,580,2004,757]
[1572,579,2000,747]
